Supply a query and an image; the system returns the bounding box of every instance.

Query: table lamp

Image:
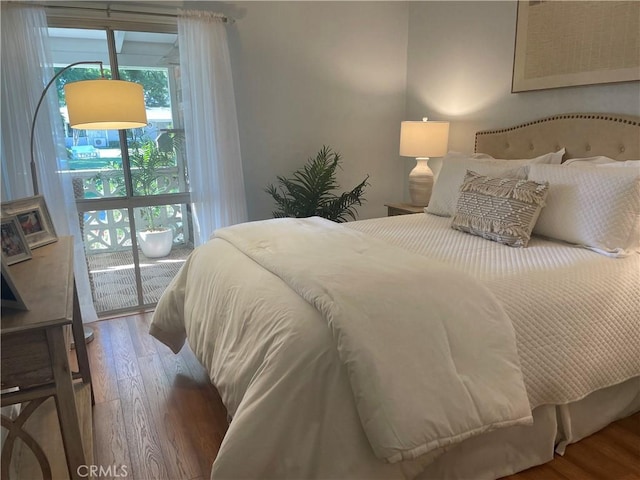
[399,118,449,206]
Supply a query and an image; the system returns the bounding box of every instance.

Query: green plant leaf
[264,146,368,222]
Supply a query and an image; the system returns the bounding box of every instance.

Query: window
[48,23,192,315]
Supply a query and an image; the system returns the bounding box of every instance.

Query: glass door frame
[48,19,191,316]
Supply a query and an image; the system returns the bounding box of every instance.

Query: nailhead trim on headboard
[474,113,640,153]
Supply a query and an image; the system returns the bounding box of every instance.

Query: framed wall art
[513,1,640,92]
[1,195,57,249]
[1,216,32,265]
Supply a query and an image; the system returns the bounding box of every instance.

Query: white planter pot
[138,228,173,258]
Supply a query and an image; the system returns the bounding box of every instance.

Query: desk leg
[47,327,86,480]
[72,281,94,405]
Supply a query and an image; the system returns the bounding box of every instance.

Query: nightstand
[384,203,425,216]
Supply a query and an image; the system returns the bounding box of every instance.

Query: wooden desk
[1,237,93,480]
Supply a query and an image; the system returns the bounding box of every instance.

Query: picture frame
[512,1,640,92]
[1,256,28,310]
[1,195,58,249]
[1,216,32,265]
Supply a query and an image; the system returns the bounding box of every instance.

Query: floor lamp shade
[30,61,149,196]
[65,79,148,130]
[400,120,450,206]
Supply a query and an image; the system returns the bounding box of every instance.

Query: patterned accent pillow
[451,171,549,247]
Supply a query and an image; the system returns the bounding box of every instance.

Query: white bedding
[151,213,640,479]
[347,214,640,407]
[215,217,532,463]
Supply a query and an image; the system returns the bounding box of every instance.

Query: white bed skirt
[416,376,639,480]
[556,376,639,454]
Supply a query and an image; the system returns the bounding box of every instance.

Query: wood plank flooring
[88,313,227,480]
[86,314,639,480]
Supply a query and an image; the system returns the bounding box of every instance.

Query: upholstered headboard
[475,113,640,161]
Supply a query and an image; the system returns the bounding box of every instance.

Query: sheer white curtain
[178,10,248,244]
[1,4,98,323]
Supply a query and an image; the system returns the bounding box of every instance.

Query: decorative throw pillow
[528,164,640,257]
[451,171,549,248]
[426,150,563,217]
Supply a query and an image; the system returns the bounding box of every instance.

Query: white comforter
[151,213,640,479]
[214,217,532,463]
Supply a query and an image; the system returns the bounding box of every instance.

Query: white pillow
[528,164,640,257]
[472,150,565,165]
[563,156,640,168]
[426,150,565,217]
[599,161,640,168]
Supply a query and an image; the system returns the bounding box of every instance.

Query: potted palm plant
[265,146,369,222]
[129,134,180,258]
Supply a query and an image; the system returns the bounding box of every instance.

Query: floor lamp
[30,60,148,342]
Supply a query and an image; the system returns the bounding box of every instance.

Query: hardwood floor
[87,313,227,480]
[85,314,639,480]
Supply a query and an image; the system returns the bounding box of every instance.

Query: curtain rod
[20,2,233,23]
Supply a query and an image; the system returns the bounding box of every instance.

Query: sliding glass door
[48,26,192,315]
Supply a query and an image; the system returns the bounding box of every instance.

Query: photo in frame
[1,195,57,249]
[1,256,28,310]
[1,216,32,265]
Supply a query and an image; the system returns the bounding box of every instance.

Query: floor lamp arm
[29,60,104,195]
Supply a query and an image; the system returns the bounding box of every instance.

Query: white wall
[406,1,640,181]
[210,1,409,220]
[197,0,639,213]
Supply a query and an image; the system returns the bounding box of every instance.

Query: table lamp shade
[399,121,449,158]
[65,79,148,130]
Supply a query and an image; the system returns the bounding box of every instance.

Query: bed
[151,113,640,479]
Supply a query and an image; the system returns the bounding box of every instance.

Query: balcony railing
[69,168,190,253]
